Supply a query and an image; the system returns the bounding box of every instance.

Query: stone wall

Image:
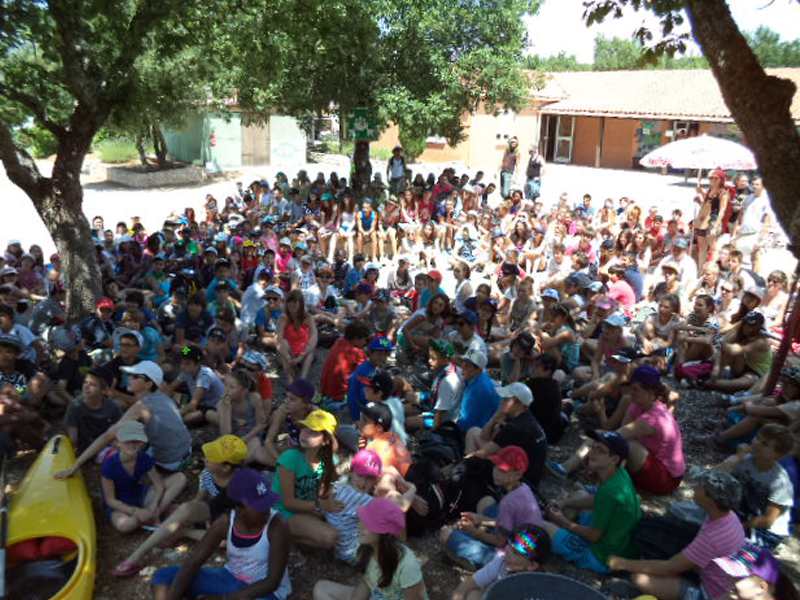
[106,165,205,188]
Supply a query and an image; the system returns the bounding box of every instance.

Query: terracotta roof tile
[529,68,800,122]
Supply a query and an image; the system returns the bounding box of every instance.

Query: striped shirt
[324,481,373,563]
[683,512,745,598]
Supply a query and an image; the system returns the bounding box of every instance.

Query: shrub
[16,125,58,158]
[95,138,139,163]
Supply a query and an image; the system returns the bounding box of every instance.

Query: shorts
[444,504,500,569]
[551,512,610,574]
[152,565,280,599]
[630,453,682,496]
[680,578,710,600]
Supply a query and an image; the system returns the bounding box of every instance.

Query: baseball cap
[430,338,455,358]
[461,348,487,370]
[457,309,478,325]
[744,286,765,301]
[630,364,661,387]
[0,266,17,277]
[279,237,291,246]
[227,468,280,512]
[119,330,144,348]
[610,347,640,364]
[116,420,148,443]
[587,281,604,293]
[497,382,533,407]
[50,326,79,352]
[673,237,689,249]
[87,366,114,387]
[264,285,284,300]
[297,409,337,435]
[178,344,203,362]
[357,497,405,536]
[489,446,529,473]
[355,282,374,296]
[353,253,366,263]
[660,259,681,274]
[0,334,22,352]
[713,545,779,585]
[427,270,443,283]
[586,429,629,461]
[241,349,268,371]
[96,297,115,310]
[120,360,163,386]
[351,449,383,478]
[743,310,766,327]
[204,246,218,255]
[780,364,800,384]
[286,378,315,402]
[368,336,394,352]
[566,272,592,289]
[202,435,248,465]
[360,369,394,398]
[508,525,551,563]
[541,288,560,301]
[361,401,393,431]
[604,313,626,328]
[366,262,381,272]
[300,255,313,264]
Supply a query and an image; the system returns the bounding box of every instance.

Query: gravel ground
[6,349,800,600]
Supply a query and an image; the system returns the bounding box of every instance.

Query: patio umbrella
[639,134,757,171]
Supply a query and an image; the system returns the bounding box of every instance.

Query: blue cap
[227,468,280,512]
[457,309,478,325]
[368,337,395,352]
[542,288,560,300]
[604,313,626,328]
[586,430,629,460]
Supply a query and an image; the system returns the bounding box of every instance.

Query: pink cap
[351,449,382,478]
[357,497,405,536]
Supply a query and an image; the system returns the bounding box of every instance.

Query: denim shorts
[152,566,279,599]
[551,512,610,574]
[680,578,710,600]
[444,503,500,569]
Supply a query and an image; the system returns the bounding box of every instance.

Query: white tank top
[225,509,292,599]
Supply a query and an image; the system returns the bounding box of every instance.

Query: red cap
[427,270,443,283]
[96,297,115,310]
[489,445,529,473]
[709,168,726,182]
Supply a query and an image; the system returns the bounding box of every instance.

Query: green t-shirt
[591,467,641,563]
[271,448,324,517]
[364,545,428,600]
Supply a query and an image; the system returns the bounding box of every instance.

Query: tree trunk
[686,0,800,253]
[152,123,168,169]
[352,140,372,198]
[135,131,148,167]
[0,122,103,323]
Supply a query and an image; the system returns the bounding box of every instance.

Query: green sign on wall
[347,107,379,141]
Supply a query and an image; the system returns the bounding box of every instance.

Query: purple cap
[286,378,315,402]
[713,544,779,585]
[630,364,661,387]
[227,468,280,512]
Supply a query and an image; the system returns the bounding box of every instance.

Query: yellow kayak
[6,435,96,600]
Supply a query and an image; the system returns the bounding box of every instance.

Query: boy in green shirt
[541,429,641,573]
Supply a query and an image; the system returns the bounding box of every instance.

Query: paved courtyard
[1,157,793,274]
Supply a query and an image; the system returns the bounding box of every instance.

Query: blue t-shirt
[347,360,376,421]
[457,371,500,432]
[101,449,155,508]
[779,455,799,531]
[419,287,445,310]
[178,365,225,409]
[255,308,283,333]
[344,268,365,295]
[624,267,644,303]
[205,277,239,303]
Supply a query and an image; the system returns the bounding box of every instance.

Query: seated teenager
[271,409,341,549]
[217,369,269,440]
[247,378,315,468]
[64,366,122,454]
[452,525,551,600]
[541,430,641,574]
[55,360,192,478]
[440,446,544,570]
[114,434,248,577]
[165,344,225,426]
[101,420,186,534]
[312,498,428,600]
[608,470,749,600]
[404,338,463,431]
[319,320,369,411]
[464,382,547,487]
[152,468,292,600]
[358,401,411,478]
[523,353,566,444]
[705,311,773,394]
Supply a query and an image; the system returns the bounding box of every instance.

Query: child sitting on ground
[452,525,551,600]
[440,446,544,571]
[324,449,417,564]
[101,420,186,534]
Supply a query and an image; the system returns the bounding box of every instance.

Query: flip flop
[112,560,144,578]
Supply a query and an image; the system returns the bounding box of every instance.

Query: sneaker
[545,460,568,479]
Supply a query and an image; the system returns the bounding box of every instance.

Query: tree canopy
[525,26,798,72]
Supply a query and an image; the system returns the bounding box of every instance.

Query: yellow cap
[297,409,338,435]
[202,435,248,465]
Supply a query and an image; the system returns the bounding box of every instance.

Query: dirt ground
[7,346,800,600]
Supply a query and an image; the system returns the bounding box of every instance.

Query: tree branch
[0,84,66,138]
[0,120,49,202]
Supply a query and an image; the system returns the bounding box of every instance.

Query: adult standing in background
[499,137,520,199]
[525,146,545,201]
[386,146,407,196]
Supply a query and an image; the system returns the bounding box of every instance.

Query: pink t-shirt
[608,279,636,310]
[626,401,685,478]
[496,483,543,534]
[683,512,745,599]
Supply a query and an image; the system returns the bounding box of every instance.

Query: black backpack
[404,459,465,537]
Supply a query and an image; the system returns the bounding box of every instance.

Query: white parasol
[639,134,757,171]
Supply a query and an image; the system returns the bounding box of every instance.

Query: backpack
[634,515,700,561]
[404,460,465,537]
[413,421,464,467]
